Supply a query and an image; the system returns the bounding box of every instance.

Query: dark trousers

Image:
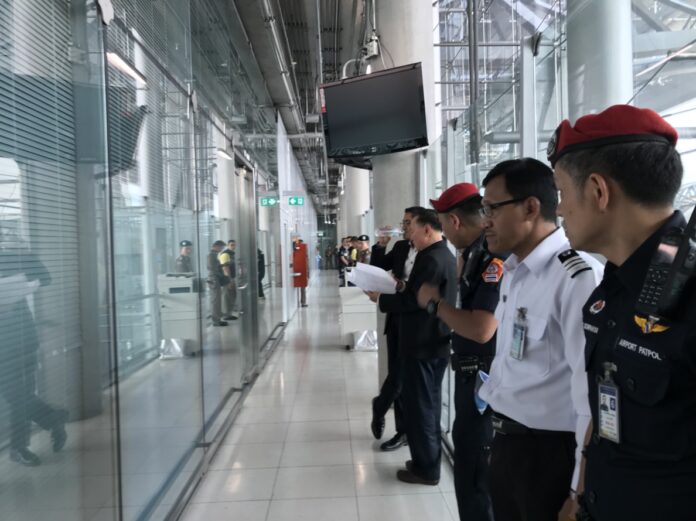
[489,427,575,521]
[401,355,448,481]
[453,373,493,521]
[0,366,61,450]
[258,278,265,298]
[372,320,405,434]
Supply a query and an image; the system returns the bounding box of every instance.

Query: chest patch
[633,315,670,334]
[482,258,504,283]
[557,249,592,278]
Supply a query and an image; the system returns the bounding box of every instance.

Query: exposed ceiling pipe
[317,0,331,203]
[334,0,340,80]
[260,0,305,133]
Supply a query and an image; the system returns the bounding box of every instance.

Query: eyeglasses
[478,197,528,218]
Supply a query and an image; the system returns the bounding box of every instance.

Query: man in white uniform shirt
[477,158,602,521]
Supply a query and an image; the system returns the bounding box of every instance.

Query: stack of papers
[346,263,397,294]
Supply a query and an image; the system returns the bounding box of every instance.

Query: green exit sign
[259,197,278,207]
[288,196,305,206]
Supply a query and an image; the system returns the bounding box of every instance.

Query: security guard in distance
[176,240,194,273]
[550,104,695,521]
[418,182,503,521]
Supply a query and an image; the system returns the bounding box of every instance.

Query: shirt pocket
[613,347,670,407]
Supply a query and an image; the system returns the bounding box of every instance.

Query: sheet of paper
[346,263,397,294]
[0,273,40,305]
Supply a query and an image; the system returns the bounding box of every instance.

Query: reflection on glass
[0,1,118,519]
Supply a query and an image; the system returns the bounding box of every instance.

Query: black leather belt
[491,413,570,437]
[451,353,494,375]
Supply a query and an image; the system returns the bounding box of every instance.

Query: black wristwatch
[426,299,441,316]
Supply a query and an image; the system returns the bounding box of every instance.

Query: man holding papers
[367,208,457,485]
[368,208,419,451]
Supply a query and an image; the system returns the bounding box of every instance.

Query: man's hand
[366,291,380,303]
[558,496,578,521]
[417,283,440,308]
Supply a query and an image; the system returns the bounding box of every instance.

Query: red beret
[548,105,678,166]
[430,183,481,212]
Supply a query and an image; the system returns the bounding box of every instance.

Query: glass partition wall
[0,1,284,520]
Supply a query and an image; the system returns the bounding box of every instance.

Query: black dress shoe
[371,398,385,440]
[223,315,238,320]
[52,410,69,452]
[10,448,41,466]
[380,432,407,451]
[212,320,228,326]
[396,468,439,486]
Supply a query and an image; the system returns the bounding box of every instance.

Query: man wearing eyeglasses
[369,207,421,451]
[476,158,603,521]
[367,208,457,485]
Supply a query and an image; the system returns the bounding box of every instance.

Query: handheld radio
[636,210,696,319]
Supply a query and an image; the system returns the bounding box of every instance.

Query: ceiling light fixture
[106,52,147,84]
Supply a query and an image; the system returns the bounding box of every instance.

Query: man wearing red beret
[551,104,694,521]
[417,182,503,521]
[476,158,603,521]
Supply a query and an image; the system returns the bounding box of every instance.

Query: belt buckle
[491,415,505,433]
[453,354,480,374]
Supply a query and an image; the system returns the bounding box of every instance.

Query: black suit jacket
[371,239,412,334]
[371,239,411,279]
[378,240,457,359]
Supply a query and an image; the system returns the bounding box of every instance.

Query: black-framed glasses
[479,197,528,218]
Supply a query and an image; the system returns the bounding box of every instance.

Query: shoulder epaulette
[557,249,591,278]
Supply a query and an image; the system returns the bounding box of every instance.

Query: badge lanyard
[598,361,621,443]
[510,307,527,360]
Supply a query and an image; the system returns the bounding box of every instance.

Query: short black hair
[228,239,236,244]
[404,206,425,215]
[213,240,226,247]
[447,195,483,223]
[556,142,683,207]
[482,158,558,222]
[411,208,443,231]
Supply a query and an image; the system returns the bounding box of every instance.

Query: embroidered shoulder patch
[482,258,504,283]
[557,249,591,278]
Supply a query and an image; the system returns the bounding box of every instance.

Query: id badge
[598,383,621,443]
[510,321,526,360]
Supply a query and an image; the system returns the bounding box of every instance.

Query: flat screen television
[320,62,428,158]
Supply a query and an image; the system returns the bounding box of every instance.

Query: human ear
[588,173,610,211]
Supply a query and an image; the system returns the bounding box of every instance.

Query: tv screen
[320,62,428,158]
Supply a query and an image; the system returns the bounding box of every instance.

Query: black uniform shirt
[175,254,193,273]
[582,210,696,520]
[451,235,503,357]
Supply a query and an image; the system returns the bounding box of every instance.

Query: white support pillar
[369,0,437,387]
[342,166,370,236]
[567,0,633,121]
[520,35,538,158]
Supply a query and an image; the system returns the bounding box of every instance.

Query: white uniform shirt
[478,227,603,487]
[402,244,417,281]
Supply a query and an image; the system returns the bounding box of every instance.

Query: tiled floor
[181,273,457,521]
